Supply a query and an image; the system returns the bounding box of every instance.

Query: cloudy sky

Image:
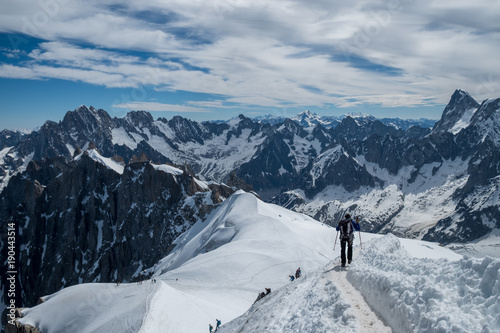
[1,0,499,130]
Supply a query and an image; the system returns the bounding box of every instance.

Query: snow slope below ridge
[217,254,393,333]
[19,282,149,332]
[19,191,337,332]
[154,190,334,273]
[218,233,465,333]
[19,191,498,333]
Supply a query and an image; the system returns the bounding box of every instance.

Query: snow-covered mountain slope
[13,192,499,333]
[0,104,434,194]
[432,89,479,134]
[268,110,435,130]
[221,233,498,333]
[277,156,472,239]
[15,191,334,332]
[0,109,266,191]
[0,148,236,311]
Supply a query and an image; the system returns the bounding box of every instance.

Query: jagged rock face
[0,130,24,149]
[423,173,500,244]
[331,116,399,142]
[0,153,233,309]
[165,116,207,145]
[271,191,307,210]
[236,132,296,192]
[299,145,383,197]
[425,98,500,243]
[432,89,480,134]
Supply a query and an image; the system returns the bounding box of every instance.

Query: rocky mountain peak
[280,118,307,137]
[224,114,262,142]
[467,97,500,147]
[62,105,113,137]
[296,110,315,120]
[472,98,500,123]
[431,89,480,134]
[0,130,25,148]
[235,114,255,128]
[331,116,371,141]
[167,116,205,144]
[73,104,111,121]
[292,110,325,128]
[124,111,154,128]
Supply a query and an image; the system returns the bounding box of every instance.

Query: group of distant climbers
[209,319,221,332]
[289,267,301,281]
[254,287,272,303]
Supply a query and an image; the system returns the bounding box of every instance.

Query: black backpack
[339,218,354,241]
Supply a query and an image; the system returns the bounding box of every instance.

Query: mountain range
[253,110,436,130]
[1,89,500,321]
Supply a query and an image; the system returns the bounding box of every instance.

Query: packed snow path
[218,247,393,333]
[327,260,392,332]
[139,280,160,332]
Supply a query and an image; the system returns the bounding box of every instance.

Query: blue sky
[1,0,499,130]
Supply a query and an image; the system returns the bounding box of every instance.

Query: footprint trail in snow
[327,260,392,333]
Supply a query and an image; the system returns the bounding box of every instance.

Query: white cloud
[1,0,499,112]
[187,100,228,108]
[112,101,210,113]
[0,64,38,79]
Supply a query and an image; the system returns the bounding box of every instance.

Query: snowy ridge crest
[74,148,125,174]
[348,234,500,332]
[153,190,322,274]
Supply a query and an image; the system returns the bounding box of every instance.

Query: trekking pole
[333,208,346,251]
[316,249,331,261]
[356,216,362,249]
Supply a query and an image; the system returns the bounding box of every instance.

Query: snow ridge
[218,264,360,332]
[219,258,393,333]
[14,192,499,333]
[348,234,500,333]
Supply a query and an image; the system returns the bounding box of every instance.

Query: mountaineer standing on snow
[295,267,301,279]
[336,214,360,267]
[215,319,221,331]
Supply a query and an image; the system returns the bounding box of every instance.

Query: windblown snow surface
[19,192,500,333]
